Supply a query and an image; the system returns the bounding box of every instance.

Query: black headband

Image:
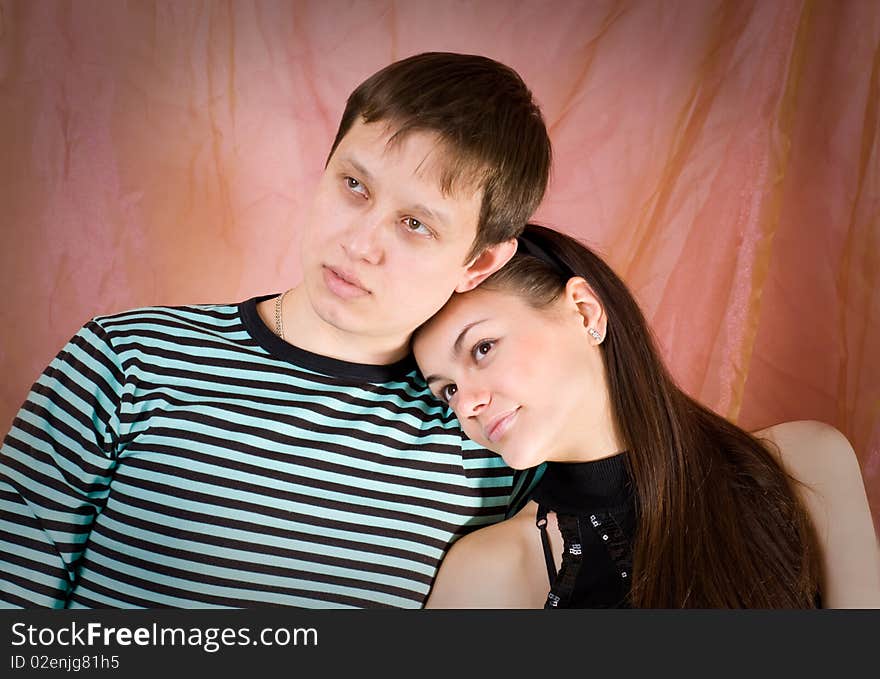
[516,232,572,278]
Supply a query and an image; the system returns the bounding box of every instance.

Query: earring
[587,327,602,342]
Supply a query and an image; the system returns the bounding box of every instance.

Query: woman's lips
[485,408,520,443]
[322,265,370,299]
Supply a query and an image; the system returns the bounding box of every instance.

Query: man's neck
[256,285,411,366]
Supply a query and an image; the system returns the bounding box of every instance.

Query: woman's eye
[472,340,495,361]
[345,176,367,197]
[403,217,431,236]
[440,384,458,402]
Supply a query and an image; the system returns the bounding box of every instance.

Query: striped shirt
[1,295,537,609]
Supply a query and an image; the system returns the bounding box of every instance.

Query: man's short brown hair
[327,52,552,261]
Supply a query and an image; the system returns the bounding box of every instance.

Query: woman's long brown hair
[482,223,821,607]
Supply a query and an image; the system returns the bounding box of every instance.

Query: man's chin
[313,304,366,334]
[308,285,435,343]
[313,303,406,343]
[306,282,363,326]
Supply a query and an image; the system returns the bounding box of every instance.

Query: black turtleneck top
[529,452,636,609]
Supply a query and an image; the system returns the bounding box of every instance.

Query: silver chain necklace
[274,290,290,340]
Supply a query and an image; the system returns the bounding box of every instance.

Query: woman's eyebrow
[424,319,488,386]
[453,319,488,356]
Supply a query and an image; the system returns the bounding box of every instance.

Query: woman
[413,224,880,608]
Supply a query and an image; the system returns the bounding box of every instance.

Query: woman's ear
[564,277,607,344]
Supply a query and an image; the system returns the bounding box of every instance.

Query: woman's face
[413,283,610,470]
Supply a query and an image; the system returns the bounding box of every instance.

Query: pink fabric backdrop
[1,0,878,530]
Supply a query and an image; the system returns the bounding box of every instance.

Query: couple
[1,53,877,609]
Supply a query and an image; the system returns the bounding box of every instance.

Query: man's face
[300,119,491,342]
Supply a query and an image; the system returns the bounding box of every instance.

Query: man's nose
[340,213,384,265]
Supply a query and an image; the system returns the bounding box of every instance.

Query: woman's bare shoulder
[753,420,880,607]
[753,420,861,486]
[426,502,547,609]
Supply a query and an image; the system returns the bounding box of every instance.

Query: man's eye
[345,176,367,196]
[472,340,495,361]
[440,384,458,402]
[403,217,431,236]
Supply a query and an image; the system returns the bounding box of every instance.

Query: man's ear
[565,277,607,342]
[455,238,518,293]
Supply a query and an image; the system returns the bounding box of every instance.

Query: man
[0,52,552,608]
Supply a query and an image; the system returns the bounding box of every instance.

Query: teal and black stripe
[0,295,531,609]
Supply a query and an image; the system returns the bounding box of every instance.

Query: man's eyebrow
[337,156,449,227]
[424,319,488,385]
[338,155,373,182]
[409,203,450,228]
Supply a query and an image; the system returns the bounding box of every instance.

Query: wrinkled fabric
[0,0,878,529]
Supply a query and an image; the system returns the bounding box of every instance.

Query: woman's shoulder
[754,420,861,487]
[426,502,550,608]
[753,419,866,517]
[754,420,880,607]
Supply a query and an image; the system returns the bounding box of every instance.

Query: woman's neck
[552,385,624,464]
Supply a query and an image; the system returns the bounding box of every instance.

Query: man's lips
[322,265,371,298]
[484,408,520,444]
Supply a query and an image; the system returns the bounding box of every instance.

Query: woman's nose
[457,384,491,418]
